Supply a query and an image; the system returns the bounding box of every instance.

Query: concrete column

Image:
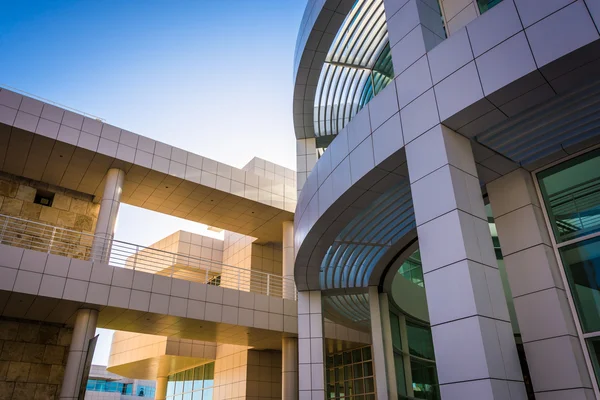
[155,376,168,400]
[283,220,295,299]
[406,125,526,399]
[282,337,299,400]
[298,290,325,400]
[488,168,595,398]
[282,221,299,399]
[296,138,317,195]
[368,287,397,400]
[91,168,125,263]
[60,308,98,400]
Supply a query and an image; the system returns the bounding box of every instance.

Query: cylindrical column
[60,308,99,400]
[282,221,295,299]
[91,168,125,263]
[282,337,299,400]
[155,376,168,400]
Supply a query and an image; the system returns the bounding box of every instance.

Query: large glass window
[389,310,440,400]
[398,249,424,287]
[326,346,376,400]
[166,363,215,400]
[559,236,600,333]
[538,149,600,388]
[538,149,600,243]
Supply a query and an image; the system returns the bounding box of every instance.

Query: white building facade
[292,0,600,399]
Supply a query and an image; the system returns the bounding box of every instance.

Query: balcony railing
[0,214,296,300]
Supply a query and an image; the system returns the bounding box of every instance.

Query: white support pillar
[368,287,397,400]
[282,220,299,399]
[298,290,325,400]
[60,308,99,400]
[488,168,595,398]
[155,376,168,400]
[283,220,295,299]
[283,337,299,400]
[406,125,526,399]
[91,168,125,263]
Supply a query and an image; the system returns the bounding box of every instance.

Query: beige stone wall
[213,344,282,400]
[125,230,224,283]
[0,317,73,400]
[0,172,99,260]
[222,232,283,295]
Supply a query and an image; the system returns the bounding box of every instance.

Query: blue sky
[1,1,306,365]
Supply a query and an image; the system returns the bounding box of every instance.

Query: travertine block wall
[0,171,99,259]
[125,230,225,281]
[213,344,282,400]
[222,232,283,295]
[223,233,282,275]
[0,317,73,400]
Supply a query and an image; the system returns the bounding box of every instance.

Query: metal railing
[0,214,297,300]
[0,84,106,122]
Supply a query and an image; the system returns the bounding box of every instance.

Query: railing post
[267,274,271,297]
[171,253,175,278]
[205,268,209,284]
[133,245,139,272]
[47,226,57,254]
[0,217,8,244]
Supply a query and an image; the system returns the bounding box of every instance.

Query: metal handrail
[0,214,297,300]
[0,84,106,122]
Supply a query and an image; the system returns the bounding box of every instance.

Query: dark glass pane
[395,352,407,396]
[343,351,352,364]
[477,0,504,13]
[354,378,365,394]
[352,349,362,363]
[407,322,435,360]
[353,363,363,378]
[559,236,600,332]
[362,347,372,361]
[390,312,402,350]
[363,362,373,377]
[588,337,600,389]
[364,377,375,393]
[411,359,440,400]
[538,149,600,242]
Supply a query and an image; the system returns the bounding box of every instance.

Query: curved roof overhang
[294,1,600,328]
[293,0,390,141]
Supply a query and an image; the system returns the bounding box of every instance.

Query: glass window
[407,322,435,360]
[587,337,600,388]
[411,359,440,400]
[326,346,376,399]
[538,149,600,243]
[559,236,600,332]
[167,363,215,399]
[477,0,504,13]
[184,368,194,392]
[390,312,402,351]
[398,250,424,287]
[394,352,407,396]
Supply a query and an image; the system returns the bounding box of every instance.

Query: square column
[488,168,595,398]
[369,287,397,400]
[406,125,526,399]
[298,290,325,400]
